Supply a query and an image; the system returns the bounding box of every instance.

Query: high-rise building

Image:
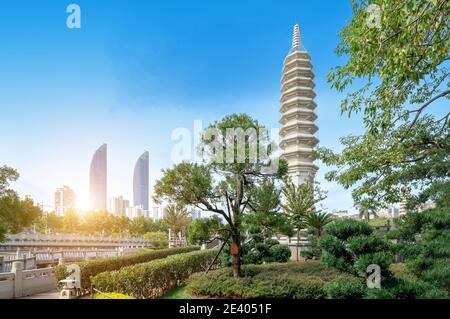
[54,185,76,216]
[108,196,129,216]
[279,24,319,185]
[90,143,107,211]
[133,151,149,210]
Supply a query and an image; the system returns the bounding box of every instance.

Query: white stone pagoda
[279,24,319,185]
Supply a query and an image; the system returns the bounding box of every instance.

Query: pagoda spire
[291,23,301,51]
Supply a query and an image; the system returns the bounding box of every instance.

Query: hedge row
[54,246,200,289]
[91,249,219,299]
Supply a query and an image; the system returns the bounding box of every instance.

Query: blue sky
[0,1,363,212]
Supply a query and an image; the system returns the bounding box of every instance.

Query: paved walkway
[19,290,60,299]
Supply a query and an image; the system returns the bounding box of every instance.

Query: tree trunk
[296,229,300,262]
[231,236,242,278]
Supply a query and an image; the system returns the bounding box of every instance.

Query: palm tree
[304,211,332,237]
[281,180,327,261]
[356,202,378,222]
[164,204,192,239]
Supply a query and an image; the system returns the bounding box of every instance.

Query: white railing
[0,261,56,299]
[1,257,36,273]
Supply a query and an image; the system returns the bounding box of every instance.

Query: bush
[325,219,373,241]
[319,219,392,277]
[325,279,366,299]
[91,249,219,299]
[267,244,291,263]
[222,238,291,266]
[187,261,354,299]
[391,207,450,291]
[301,234,322,260]
[54,246,200,289]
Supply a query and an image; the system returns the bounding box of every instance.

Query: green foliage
[163,204,191,236]
[143,231,168,249]
[0,165,42,241]
[188,216,224,245]
[304,212,333,237]
[282,180,327,231]
[325,279,366,299]
[407,180,450,210]
[91,249,219,299]
[320,0,450,207]
[244,180,294,239]
[320,219,393,277]
[391,207,450,291]
[162,285,193,299]
[187,261,354,299]
[54,246,199,289]
[325,219,373,240]
[93,292,135,299]
[221,234,291,266]
[301,234,322,260]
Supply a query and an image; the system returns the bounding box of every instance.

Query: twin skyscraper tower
[89,143,149,212]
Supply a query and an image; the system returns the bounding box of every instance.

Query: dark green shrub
[391,207,450,291]
[54,246,200,289]
[187,261,354,299]
[325,279,366,299]
[222,238,291,266]
[91,249,218,299]
[301,234,322,260]
[325,219,372,241]
[319,219,392,277]
[267,244,291,263]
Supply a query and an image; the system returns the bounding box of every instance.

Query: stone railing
[0,261,56,299]
[0,256,37,273]
[4,233,152,246]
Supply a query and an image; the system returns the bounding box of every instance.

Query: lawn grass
[162,285,193,299]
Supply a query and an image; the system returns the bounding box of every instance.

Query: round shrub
[325,219,373,241]
[267,244,291,263]
[326,279,366,299]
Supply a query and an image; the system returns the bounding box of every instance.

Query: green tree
[163,204,192,237]
[391,207,450,291]
[304,211,333,237]
[320,219,392,277]
[188,215,224,245]
[62,208,81,233]
[281,180,327,261]
[356,201,378,222]
[0,166,42,240]
[319,0,450,207]
[244,180,293,240]
[154,113,287,277]
[143,231,168,249]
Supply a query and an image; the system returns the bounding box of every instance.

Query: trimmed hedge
[54,246,200,289]
[91,249,219,299]
[187,261,354,299]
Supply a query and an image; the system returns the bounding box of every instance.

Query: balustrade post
[11,261,24,298]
